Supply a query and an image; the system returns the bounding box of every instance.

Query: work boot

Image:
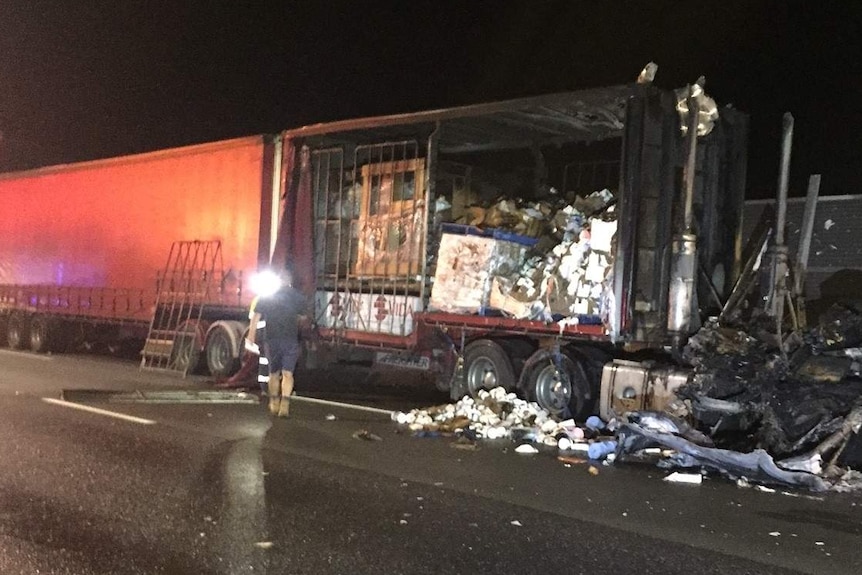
[277,370,294,418]
[267,372,282,415]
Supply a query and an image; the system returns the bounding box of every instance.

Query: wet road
[1,349,861,574]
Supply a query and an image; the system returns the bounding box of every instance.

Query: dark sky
[1,0,860,198]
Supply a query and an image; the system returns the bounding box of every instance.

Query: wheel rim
[467,356,498,395]
[30,321,45,351]
[207,332,232,375]
[534,363,571,415]
[8,320,22,349]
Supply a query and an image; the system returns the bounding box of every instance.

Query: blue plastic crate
[440,223,490,238]
[488,228,539,247]
[440,223,538,247]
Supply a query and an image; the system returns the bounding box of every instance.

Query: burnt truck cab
[274,82,748,419]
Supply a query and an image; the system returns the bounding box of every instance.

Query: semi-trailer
[0,81,748,419]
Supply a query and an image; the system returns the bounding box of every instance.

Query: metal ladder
[140,240,223,376]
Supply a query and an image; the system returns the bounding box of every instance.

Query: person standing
[246,268,307,417]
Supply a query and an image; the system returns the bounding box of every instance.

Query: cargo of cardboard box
[432,188,617,325]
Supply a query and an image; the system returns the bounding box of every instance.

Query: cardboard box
[488,278,532,318]
[430,233,529,313]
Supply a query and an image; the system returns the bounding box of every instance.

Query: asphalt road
[1,349,861,574]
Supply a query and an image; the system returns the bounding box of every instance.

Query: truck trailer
[0,136,284,377]
[0,82,748,419]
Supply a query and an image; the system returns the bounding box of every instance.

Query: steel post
[668,87,700,342]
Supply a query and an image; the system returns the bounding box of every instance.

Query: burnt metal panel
[285,85,640,153]
[694,107,750,307]
[613,94,645,340]
[615,92,747,343]
[614,90,678,342]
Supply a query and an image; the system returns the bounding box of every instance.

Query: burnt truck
[0,82,748,419]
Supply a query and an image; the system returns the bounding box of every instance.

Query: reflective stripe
[258,375,270,383]
[249,296,261,319]
[257,320,266,328]
[259,357,269,365]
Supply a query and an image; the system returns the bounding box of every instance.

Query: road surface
[0,349,860,574]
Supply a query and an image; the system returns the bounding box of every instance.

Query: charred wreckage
[393,71,862,493]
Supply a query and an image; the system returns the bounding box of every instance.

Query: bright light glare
[250,270,282,297]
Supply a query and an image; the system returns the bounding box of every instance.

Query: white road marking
[42,397,156,425]
[292,395,393,416]
[0,349,53,360]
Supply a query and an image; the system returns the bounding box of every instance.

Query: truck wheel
[29,316,53,353]
[521,350,592,420]
[205,321,244,378]
[463,339,516,397]
[567,346,612,400]
[7,313,27,350]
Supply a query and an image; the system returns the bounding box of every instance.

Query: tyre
[7,313,27,350]
[29,315,53,353]
[567,345,612,401]
[521,349,592,420]
[463,339,517,397]
[205,321,244,378]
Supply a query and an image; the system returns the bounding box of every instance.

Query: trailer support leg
[449,332,468,401]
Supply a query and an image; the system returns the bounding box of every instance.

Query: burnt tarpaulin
[806,303,862,352]
[678,318,862,457]
[616,421,828,491]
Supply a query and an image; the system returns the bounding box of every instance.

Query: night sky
[0,0,859,199]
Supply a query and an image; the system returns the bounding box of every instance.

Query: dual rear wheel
[5,313,58,353]
[520,350,594,420]
[458,338,601,420]
[168,320,244,378]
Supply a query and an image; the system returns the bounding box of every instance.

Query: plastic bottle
[585,415,606,431]
[587,440,617,460]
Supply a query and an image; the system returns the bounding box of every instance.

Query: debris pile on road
[392,387,589,446]
[608,310,862,492]
[395,305,862,493]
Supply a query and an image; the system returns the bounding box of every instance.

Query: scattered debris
[510,520,523,527]
[557,455,587,465]
[325,414,337,421]
[587,440,617,461]
[663,472,703,485]
[254,541,274,549]
[392,302,862,493]
[352,430,383,442]
[450,437,479,451]
[392,387,591,446]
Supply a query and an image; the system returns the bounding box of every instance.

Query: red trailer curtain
[271,142,315,295]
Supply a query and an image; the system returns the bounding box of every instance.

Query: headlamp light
[250,270,282,297]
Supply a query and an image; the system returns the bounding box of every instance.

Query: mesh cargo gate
[140,240,223,376]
